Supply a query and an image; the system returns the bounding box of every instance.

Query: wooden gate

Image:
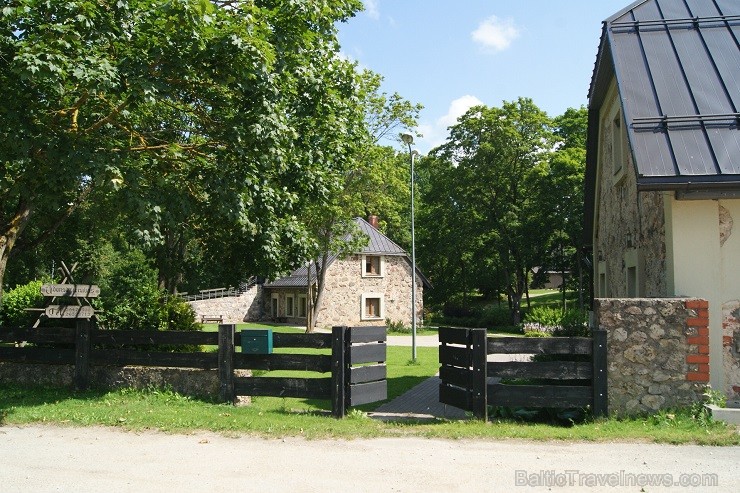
[438,327,607,420]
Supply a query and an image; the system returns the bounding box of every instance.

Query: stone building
[256,217,429,329]
[584,0,740,399]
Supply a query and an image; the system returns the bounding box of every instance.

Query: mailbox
[241,329,273,354]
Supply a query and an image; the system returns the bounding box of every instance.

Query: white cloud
[471,16,520,52]
[363,0,380,20]
[437,95,484,129]
[415,95,485,153]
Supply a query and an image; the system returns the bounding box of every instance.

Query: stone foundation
[594,298,709,415]
[0,362,250,402]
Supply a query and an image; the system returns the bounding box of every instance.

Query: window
[361,293,384,320]
[271,294,279,318]
[286,294,295,317]
[597,261,607,298]
[613,111,623,176]
[624,249,641,298]
[297,294,307,318]
[362,255,384,277]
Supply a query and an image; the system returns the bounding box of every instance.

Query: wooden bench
[200,315,224,324]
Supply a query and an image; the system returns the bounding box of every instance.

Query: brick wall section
[685,299,710,383]
[594,298,708,415]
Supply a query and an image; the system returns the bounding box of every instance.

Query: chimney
[368,215,379,229]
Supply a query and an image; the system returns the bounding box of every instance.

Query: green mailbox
[241,329,273,354]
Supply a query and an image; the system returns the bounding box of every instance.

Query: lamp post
[400,132,418,361]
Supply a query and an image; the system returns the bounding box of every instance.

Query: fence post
[74,319,92,390]
[331,326,348,418]
[592,328,608,418]
[470,328,488,420]
[218,324,235,403]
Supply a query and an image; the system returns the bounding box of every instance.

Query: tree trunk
[0,199,34,303]
[307,251,330,333]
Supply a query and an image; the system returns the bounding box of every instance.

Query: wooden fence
[0,323,387,418]
[438,327,607,420]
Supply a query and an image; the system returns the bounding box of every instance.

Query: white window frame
[285,294,295,317]
[361,254,385,278]
[297,294,307,318]
[361,293,384,320]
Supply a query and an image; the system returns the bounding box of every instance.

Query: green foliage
[0,280,44,327]
[385,319,410,334]
[92,247,200,350]
[525,306,588,337]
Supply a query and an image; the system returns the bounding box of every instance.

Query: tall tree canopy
[0,0,364,297]
[417,99,587,323]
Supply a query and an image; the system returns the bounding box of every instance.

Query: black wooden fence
[439,327,607,420]
[0,323,387,418]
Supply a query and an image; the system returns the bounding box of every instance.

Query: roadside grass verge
[0,344,737,444]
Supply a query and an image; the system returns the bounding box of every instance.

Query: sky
[337,0,631,153]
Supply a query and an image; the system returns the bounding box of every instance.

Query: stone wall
[594,85,667,298]
[189,285,263,323]
[721,300,740,400]
[594,298,709,415]
[0,362,250,402]
[314,255,423,329]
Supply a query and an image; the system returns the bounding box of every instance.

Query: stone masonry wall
[189,285,263,323]
[594,298,709,415]
[0,362,250,401]
[595,89,667,298]
[314,255,423,329]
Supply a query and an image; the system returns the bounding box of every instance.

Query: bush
[524,306,589,337]
[0,280,45,327]
[385,319,411,334]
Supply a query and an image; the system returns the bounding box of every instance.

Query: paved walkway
[371,334,530,421]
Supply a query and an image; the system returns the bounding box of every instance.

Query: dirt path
[2,425,738,492]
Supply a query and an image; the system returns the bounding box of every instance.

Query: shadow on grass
[0,383,110,424]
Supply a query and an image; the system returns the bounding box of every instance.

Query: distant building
[258,216,430,329]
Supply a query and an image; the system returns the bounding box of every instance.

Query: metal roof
[584,0,740,242]
[587,0,740,188]
[264,218,430,289]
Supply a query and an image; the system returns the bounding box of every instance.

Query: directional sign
[40,284,100,298]
[45,305,95,319]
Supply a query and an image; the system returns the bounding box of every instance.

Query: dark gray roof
[264,218,431,289]
[594,0,740,189]
[353,217,407,256]
[585,0,740,242]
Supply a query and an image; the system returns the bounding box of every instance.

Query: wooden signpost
[32,261,98,326]
[45,305,95,319]
[40,284,100,298]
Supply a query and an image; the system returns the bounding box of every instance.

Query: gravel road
[2,425,738,492]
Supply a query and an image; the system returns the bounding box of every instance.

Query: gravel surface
[2,425,738,492]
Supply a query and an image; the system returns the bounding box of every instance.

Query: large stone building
[584,0,740,398]
[256,216,429,329]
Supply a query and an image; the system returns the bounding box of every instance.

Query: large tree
[0,0,363,298]
[300,70,421,330]
[422,98,555,323]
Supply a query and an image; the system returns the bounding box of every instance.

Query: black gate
[439,327,607,420]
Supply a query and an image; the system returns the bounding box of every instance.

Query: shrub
[524,306,589,337]
[0,280,44,327]
[385,319,411,334]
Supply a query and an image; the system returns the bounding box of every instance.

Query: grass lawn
[1,341,738,444]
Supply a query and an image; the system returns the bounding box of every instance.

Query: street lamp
[400,132,418,361]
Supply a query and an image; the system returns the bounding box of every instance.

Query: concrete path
[373,334,530,421]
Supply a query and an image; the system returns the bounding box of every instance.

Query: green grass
[0,344,737,444]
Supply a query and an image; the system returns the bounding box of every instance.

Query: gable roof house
[256,216,430,329]
[584,0,740,398]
